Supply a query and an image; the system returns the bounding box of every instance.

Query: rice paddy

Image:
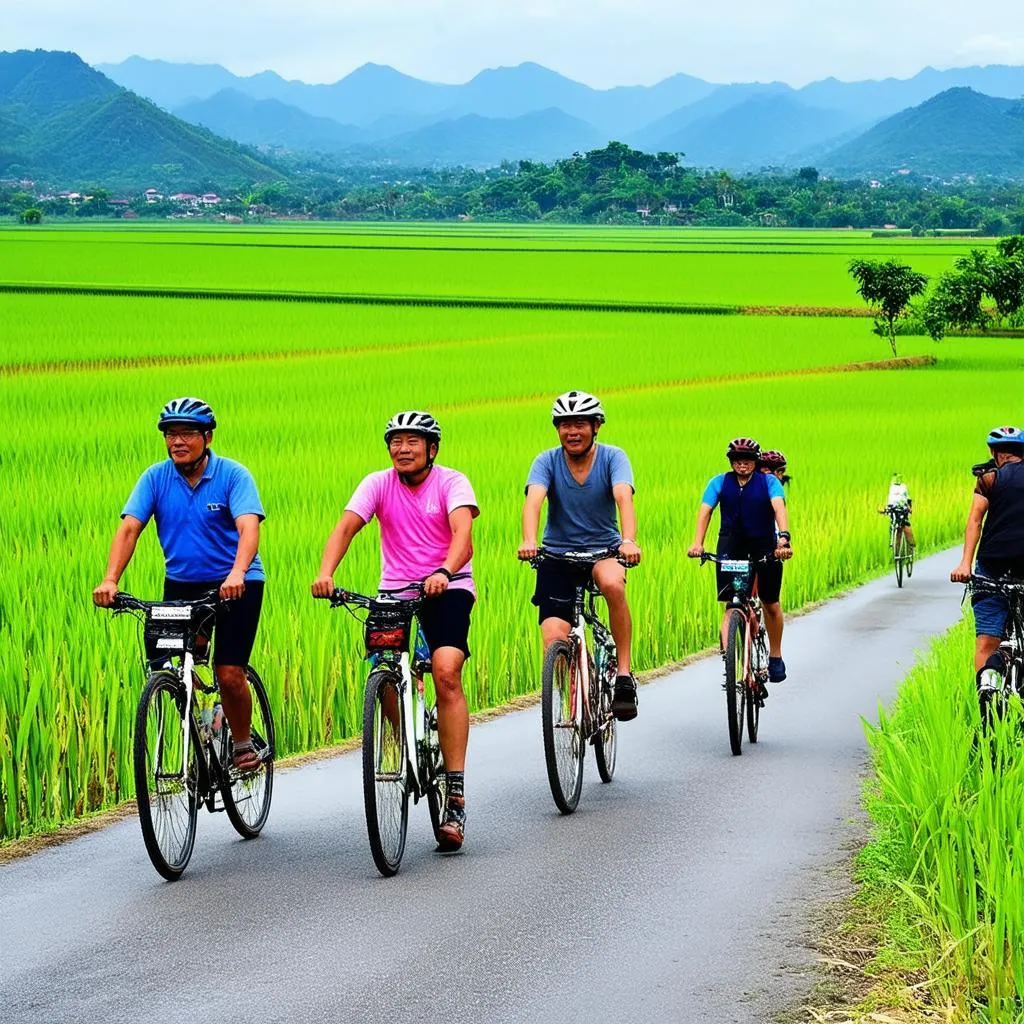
[1,222,1020,844]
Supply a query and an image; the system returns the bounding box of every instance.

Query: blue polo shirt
[122,451,266,583]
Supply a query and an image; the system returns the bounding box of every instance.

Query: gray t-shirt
[526,444,634,553]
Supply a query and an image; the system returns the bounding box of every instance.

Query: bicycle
[316,576,468,877]
[881,504,914,587]
[527,549,631,815]
[693,553,773,756]
[104,591,274,880]
[961,574,1024,723]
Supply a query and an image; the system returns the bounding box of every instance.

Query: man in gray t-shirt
[518,390,642,721]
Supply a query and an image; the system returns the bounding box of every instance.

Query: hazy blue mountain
[1,49,281,187]
[660,93,863,168]
[175,89,362,152]
[797,64,1024,123]
[628,82,793,151]
[95,55,240,109]
[820,87,1024,177]
[381,108,606,166]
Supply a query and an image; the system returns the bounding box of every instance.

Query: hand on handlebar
[950,561,972,584]
[518,541,539,561]
[423,572,450,597]
[92,579,119,607]
[687,544,704,559]
[220,570,246,601]
[311,575,335,598]
[775,543,793,561]
[618,540,641,566]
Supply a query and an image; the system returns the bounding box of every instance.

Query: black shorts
[715,543,783,605]
[532,558,596,625]
[417,588,474,658]
[148,578,264,667]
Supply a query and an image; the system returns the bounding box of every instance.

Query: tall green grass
[865,619,1024,1019]
[1,338,1016,840]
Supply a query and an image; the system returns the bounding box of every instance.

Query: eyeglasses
[387,435,426,450]
[164,429,204,441]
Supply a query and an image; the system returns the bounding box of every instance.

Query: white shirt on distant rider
[887,483,910,508]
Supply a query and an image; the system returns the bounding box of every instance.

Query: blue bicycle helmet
[987,425,1024,448]
[158,397,217,432]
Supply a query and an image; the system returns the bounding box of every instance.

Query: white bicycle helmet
[551,390,605,424]
[384,410,442,446]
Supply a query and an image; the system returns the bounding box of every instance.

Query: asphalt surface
[1,550,964,1024]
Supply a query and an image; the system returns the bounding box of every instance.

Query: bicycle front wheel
[362,669,410,876]
[221,666,275,839]
[724,610,746,756]
[594,668,617,783]
[134,670,198,880]
[747,632,765,744]
[542,640,584,813]
[894,530,906,588]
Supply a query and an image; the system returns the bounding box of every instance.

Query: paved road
[1,551,963,1024]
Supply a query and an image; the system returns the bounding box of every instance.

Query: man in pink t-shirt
[312,410,479,852]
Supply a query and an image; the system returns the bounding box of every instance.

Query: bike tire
[594,679,617,784]
[724,610,746,756]
[906,538,915,579]
[424,706,447,844]
[894,530,906,588]
[362,668,409,876]
[747,632,765,744]
[221,666,275,839]
[541,639,584,814]
[134,670,199,881]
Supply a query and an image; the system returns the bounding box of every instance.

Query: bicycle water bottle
[414,628,430,665]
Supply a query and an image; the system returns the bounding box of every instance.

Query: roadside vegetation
[801,620,1024,1021]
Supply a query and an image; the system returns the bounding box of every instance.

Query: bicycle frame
[969,576,1024,701]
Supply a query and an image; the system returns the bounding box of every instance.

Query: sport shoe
[612,675,638,721]
[768,657,787,682]
[436,797,466,853]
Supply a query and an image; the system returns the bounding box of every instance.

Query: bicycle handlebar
[691,552,778,566]
[108,589,223,613]
[526,547,632,570]
[315,573,472,610]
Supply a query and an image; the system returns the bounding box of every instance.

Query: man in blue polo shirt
[93,397,266,772]
[688,437,793,683]
[518,390,642,721]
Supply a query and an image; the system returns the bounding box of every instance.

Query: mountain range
[96,55,1024,172]
[3,49,1024,185]
[1,50,280,187]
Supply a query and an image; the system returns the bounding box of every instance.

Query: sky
[5,0,1024,88]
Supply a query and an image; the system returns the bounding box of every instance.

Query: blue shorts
[972,562,1010,638]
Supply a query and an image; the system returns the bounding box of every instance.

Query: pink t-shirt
[346,465,479,595]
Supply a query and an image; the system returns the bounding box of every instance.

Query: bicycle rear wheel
[894,530,906,588]
[424,706,448,845]
[594,665,617,783]
[134,670,198,881]
[542,639,584,813]
[724,610,746,756]
[362,669,409,876]
[747,631,765,744]
[221,666,275,839]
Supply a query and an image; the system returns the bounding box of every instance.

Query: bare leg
[541,616,571,652]
[593,560,631,674]
[762,601,784,658]
[216,664,252,743]
[433,647,468,773]
[975,635,1002,674]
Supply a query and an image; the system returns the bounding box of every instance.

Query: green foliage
[864,619,1024,1016]
[18,207,41,224]
[848,258,929,355]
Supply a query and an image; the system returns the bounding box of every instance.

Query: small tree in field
[19,207,42,224]
[848,258,929,356]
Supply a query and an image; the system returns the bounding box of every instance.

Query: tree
[921,266,988,340]
[19,207,41,224]
[848,258,929,356]
[797,167,819,184]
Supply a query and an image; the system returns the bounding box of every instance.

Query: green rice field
[0,223,1020,841]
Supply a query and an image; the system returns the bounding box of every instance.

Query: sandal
[436,796,466,853]
[232,739,262,774]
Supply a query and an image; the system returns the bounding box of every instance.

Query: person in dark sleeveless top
[951,425,1024,678]
[689,437,793,684]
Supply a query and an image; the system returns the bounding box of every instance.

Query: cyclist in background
[312,411,478,852]
[951,426,1024,687]
[92,398,267,772]
[882,471,915,553]
[760,450,790,487]
[518,390,642,721]
[688,437,793,683]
